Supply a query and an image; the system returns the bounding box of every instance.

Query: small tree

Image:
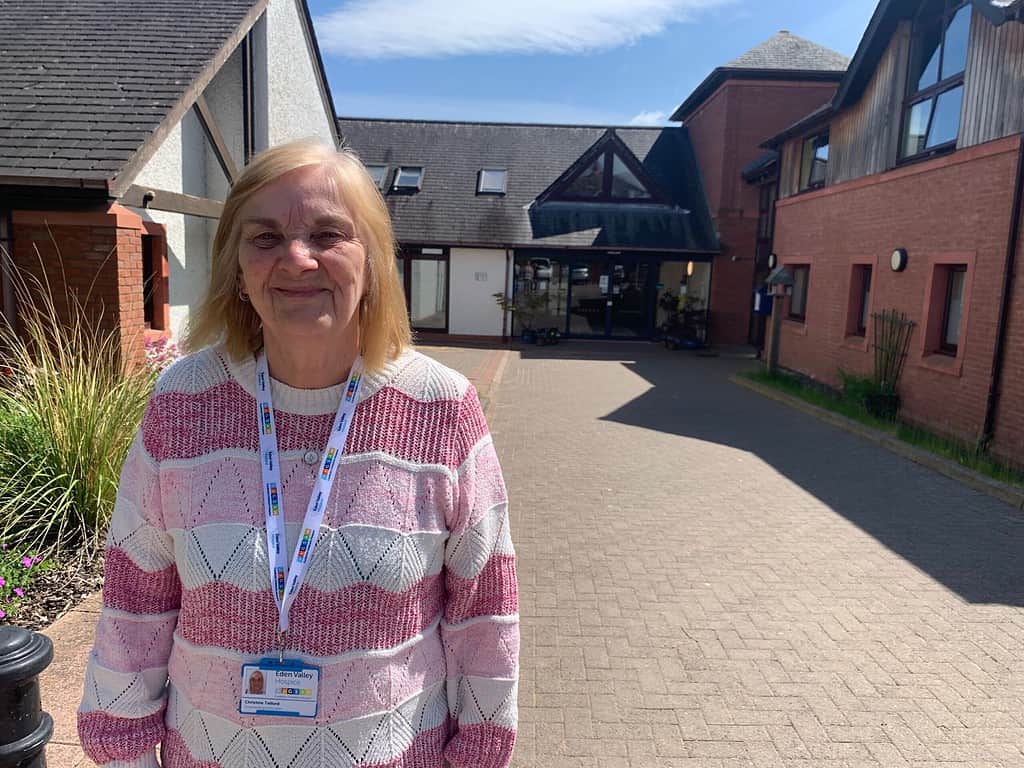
[493,288,548,332]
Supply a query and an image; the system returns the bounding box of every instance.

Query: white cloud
[629,110,667,126]
[316,0,736,59]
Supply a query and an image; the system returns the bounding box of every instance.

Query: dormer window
[366,164,388,189]
[393,166,423,191]
[548,145,660,203]
[900,0,971,159]
[799,131,829,190]
[478,169,508,194]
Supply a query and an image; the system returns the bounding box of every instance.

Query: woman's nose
[283,237,318,268]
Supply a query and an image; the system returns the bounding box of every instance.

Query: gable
[538,131,667,204]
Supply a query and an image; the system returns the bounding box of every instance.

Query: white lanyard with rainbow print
[255,349,365,637]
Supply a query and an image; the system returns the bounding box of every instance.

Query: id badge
[240,658,320,718]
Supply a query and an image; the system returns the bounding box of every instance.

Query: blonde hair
[185,140,411,373]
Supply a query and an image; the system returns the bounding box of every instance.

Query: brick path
[487,342,1024,768]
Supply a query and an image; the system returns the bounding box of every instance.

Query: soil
[6,552,105,632]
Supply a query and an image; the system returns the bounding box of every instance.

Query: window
[851,265,873,336]
[366,164,388,189]
[140,226,168,332]
[393,166,423,191]
[799,132,829,190]
[789,265,810,321]
[901,0,971,159]
[550,145,658,202]
[940,265,967,353]
[478,168,508,194]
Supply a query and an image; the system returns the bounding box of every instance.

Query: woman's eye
[252,232,280,246]
[315,231,347,243]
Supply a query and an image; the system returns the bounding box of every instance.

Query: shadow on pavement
[518,340,1024,607]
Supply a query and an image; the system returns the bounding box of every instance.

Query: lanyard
[255,350,364,639]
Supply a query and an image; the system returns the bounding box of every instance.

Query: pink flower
[31,555,42,565]
[0,577,5,587]
[0,608,5,618]
[13,588,24,598]
[21,556,32,568]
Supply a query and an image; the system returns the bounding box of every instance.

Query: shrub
[0,248,156,559]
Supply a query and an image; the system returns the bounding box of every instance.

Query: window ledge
[917,351,963,378]
[842,334,869,352]
[144,328,172,342]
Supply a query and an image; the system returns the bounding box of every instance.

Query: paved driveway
[484,342,1024,768]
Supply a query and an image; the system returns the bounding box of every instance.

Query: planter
[865,392,900,421]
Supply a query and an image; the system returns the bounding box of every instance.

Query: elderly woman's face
[237,165,367,351]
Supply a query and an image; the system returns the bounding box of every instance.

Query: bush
[0,544,50,621]
[0,251,156,560]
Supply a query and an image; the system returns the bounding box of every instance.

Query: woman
[78,141,519,768]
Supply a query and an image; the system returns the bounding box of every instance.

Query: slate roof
[725,31,851,71]
[670,31,849,122]
[336,118,719,253]
[0,0,261,185]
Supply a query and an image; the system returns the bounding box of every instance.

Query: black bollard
[0,627,54,768]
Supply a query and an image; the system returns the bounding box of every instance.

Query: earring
[239,289,250,302]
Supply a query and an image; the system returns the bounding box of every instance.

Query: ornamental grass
[0,245,156,563]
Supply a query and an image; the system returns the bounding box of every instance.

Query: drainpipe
[980,131,1024,452]
[502,248,511,342]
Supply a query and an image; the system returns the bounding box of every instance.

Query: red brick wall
[683,79,839,345]
[771,136,1021,450]
[11,206,149,366]
[992,149,1024,467]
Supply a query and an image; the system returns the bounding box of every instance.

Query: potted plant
[493,289,548,344]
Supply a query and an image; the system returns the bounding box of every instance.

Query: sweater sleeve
[441,384,519,768]
[78,398,180,767]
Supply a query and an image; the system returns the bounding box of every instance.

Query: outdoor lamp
[686,261,695,277]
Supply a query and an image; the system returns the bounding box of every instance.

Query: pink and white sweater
[78,346,519,768]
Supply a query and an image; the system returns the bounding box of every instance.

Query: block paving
[486,342,1024,768]
[39,341,1024,767]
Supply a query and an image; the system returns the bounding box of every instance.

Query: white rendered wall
[128,116,217,340]
[449,248,507,336]
[256,0,336,148]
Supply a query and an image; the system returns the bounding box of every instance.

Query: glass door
[567,260,608,336]
[608,261,651,337]
[398,247,449,332]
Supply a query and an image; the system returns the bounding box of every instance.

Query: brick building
[0,0,339,361]
[670,31,849,346]
[763,0,1024,466]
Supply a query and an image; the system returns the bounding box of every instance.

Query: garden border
[731,374,1024,514]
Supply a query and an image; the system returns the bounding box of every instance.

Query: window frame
[393,166,424,192]
[855,265,873,337]
[898,0,971,163]
[799,131,830,191]
[547,147,667,204]
[788,265,810,322]
[477,168,508,195]
[366,164,389,189]
[939,264,967,355]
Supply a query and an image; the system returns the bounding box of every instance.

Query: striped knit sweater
[78,345,519,768]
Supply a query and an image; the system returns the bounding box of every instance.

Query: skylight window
[393,166,423,191]
[478,168,508,194]
[366,164,388,188]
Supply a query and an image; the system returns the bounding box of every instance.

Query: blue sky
[307,0,878,126]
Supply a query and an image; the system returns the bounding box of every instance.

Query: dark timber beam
[194,95,240,184]
[122,186,224,219]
